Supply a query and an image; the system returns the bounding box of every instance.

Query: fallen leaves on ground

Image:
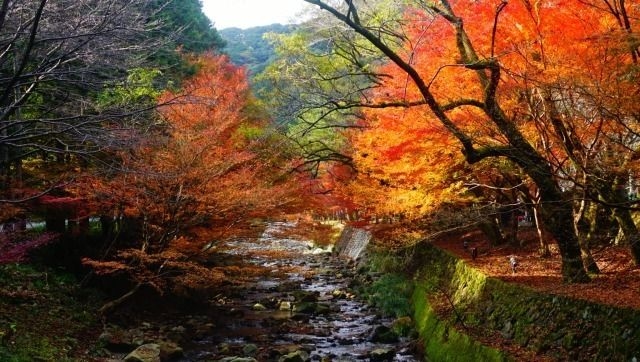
[433,228,640,310]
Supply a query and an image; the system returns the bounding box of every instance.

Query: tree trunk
[573,199,600,274]
[498,205,519,247]
[612,208,640,265]
[499,144,588,281]
[46,213,66,233]
[579,237,600,274]
[595,177,640,265]
[527,166,589,282]
[532,201,551,257]
[478,216,506,247]
[540,200,590,282]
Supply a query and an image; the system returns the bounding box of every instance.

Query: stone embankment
[340,225,640,361]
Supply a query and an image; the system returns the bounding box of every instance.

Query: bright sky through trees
[202,0,308,29]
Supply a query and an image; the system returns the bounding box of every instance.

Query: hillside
[220,24,294,76]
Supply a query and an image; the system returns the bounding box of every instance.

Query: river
[182,221,420,361]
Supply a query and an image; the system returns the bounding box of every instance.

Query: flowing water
[182,222,420,361]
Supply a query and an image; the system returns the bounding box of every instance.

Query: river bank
[5,222,638,361]
[349,225,640,361]
[0,221,422,361]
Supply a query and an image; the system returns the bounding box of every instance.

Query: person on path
[509,255,518,274]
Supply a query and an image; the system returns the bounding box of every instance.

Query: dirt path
[433,228,640,310]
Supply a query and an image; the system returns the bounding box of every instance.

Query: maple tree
[465,0,640,266]
[353,0,640,268]
[292,0,640,281]
[81,54,308,310]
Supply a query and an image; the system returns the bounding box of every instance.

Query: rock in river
[278,350,310,362]
[369,347,395,361]
[124,343,160,362]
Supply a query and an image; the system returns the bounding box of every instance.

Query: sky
[201,0,310,30]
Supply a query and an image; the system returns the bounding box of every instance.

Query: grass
[366,273,414,318]
[0,263,103,361]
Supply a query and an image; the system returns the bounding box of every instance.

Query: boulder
[368,325,399,343]
[167,326,187,344]
[293,302,317,314]
[242,343,259,357]
[293,302,332,315]
[369,348,395,362]
[331,289,348,299]
[391,316,414,336]
[252,303,267,311]
[124,343,161,362]
[99,328,136,353]
[292,290,319,303]
[159,341,183,360]
[217,342,231,354]
[278,350,310,362]
[279,301,293,311]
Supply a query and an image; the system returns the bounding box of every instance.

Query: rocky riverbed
[100,222,420,362]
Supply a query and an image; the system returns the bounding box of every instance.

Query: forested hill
[220,24,294,76]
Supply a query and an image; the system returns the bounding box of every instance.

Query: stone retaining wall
[411,244,640,361]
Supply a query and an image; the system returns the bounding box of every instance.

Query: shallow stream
[182,222,420,361]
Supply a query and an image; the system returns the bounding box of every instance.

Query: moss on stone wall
[412,284,509,361]
[344,224,640,360]
[411,244,640,361]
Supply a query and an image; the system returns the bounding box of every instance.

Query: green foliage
[145,0,225,85]
[158,0,225,53]
[254,18,387,170]
[237,124,266,140]
[220,24,294,77]
[368,249,413,273]
[97,68,163,109]
[0,264,101,361]
[0,336,64,362]
[148,0,225,53]
[412,284,509,362]
[366,273,414,318]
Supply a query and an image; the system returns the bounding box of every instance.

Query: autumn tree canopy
[0,0,232,263]
[82,54,310,303]
[266,0,640,282]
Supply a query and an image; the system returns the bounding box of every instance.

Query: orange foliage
[340,0,640,221]
[82,54,310,297]
[118,54,305,247]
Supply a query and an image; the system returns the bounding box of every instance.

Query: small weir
[183,222,419,361]
[334,227,372,260]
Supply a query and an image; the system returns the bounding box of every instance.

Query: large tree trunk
[574,199,600,274]
[612,208,640,265]
[523,158,589,282]
[539,199,590,282]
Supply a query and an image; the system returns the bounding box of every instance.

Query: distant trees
[150,0,225,53]
[147,0,226,81]
[220,24,293,76]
